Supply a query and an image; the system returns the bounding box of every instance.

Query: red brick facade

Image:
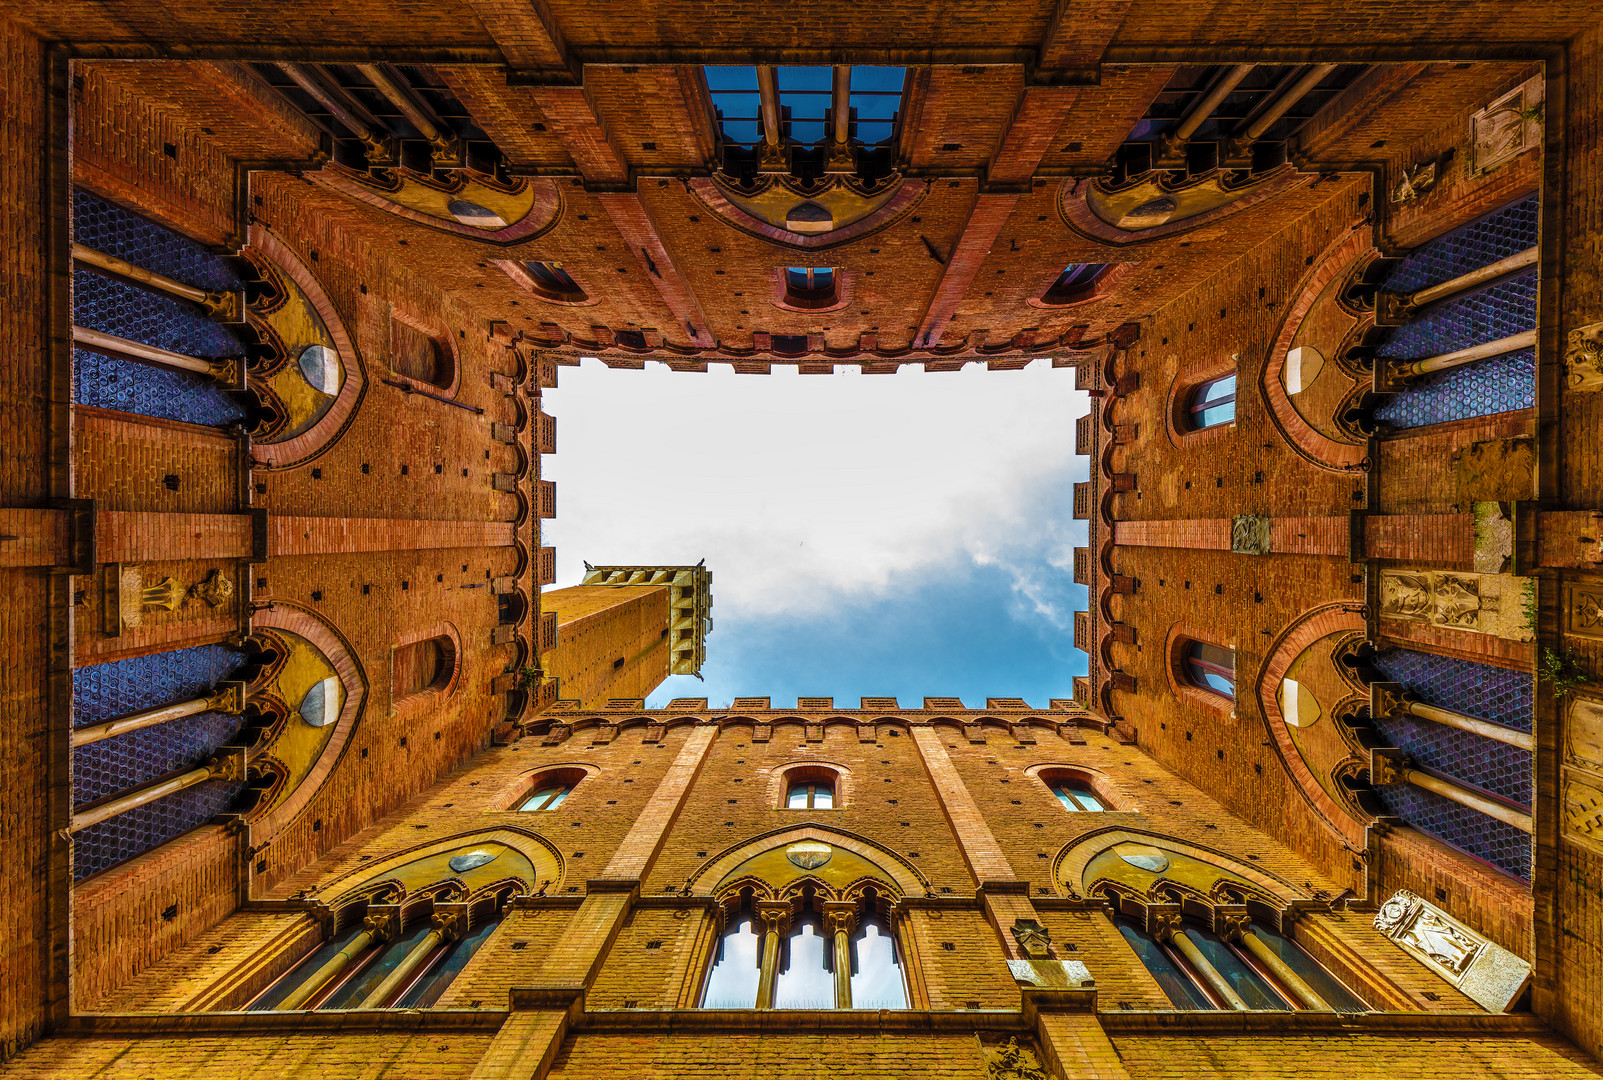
[1,2,1602,1075]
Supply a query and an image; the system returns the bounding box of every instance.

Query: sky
[540,358,1091,709]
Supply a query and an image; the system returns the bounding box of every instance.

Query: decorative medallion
[448,850,500,873]
[785,841,833,870]
[1114,844,1170,873]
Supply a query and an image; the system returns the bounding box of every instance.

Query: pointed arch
[311,826,564,904]
[686,824,928,897]
[1052,827,1310,903]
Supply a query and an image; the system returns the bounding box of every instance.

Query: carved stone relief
[977,1036,1051,1080]
[1562,770,1603,858]
[1373,889,1530,1011]
[1379,569,1534,641]
[105,563,185,634]
[1563,696,1603,857]
[1010,918,1052,959]
[190,568,235,608]
[1566,321,1603,392]
[1565,583,1603,642]
[1470,75,1544,177]
[1231,514,1272,555]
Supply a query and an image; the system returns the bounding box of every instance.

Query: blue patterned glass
[1381,196,1538,293]
[1376,194,1538,430]
[1116,920,1214,1009]
[72,645,246,726]
[74,710,246,807]
[399,918,501,1008]
[73,777,245,882]
[1369,649,1532,731]
[73,188,242,292]
[1374,782,1530,881]
[1370,713,1530,806]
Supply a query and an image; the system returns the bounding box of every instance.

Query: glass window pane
[249,922,367,1011]
[787,784,809,809]
[1072,789,1105,812]
[773,915,835,1008]
[1246,922,1367,1013]
[702,914,761,1008]
[1180,926,1289,1010]
[710,91,761,117]
[1195,402,1236,428]
[1117,921,1216,1009]
[850,919,907,1008]
[813,268,834,288]
[320,919,435,1009]
[849,94,901,120]
[855,121,894,144]
[849,66,906,93]
[704,66,758,92]
[721,119,761,145]
[519,786,561,811]
[812,784,833,809]
[1053,785,1080,812]
[777,66,832,92]
[397,917,499,1008]
[544,787,569,810]
[788,119,827,144]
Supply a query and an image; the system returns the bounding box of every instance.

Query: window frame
[1184,372,1238,431]
[1039,262,1113,306]
[1182,640,1236,700]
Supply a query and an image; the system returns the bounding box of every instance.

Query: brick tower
[540,563,712,705]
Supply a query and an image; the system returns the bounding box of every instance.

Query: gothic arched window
[1116,915,1364,1012]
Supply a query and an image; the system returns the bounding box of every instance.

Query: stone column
[276,907,396,1011]
[754,902,791,1010]
[822,903,857,1009]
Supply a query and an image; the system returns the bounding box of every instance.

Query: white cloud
[541,358,1090,621]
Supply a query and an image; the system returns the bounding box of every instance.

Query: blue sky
[541,358,1090,709]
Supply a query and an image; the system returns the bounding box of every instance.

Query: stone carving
[978,1036,1049,1080]
[1375,891,1481,975]
[1564,583,1603,642]
[1379,569,1533,642]
[106,563,187,633]
[1390,158,1439,203]
[1010,918,1052,959]
[1563,771,1603,856]
[189,568,235,608]
[1373,889,1530,1012]
[1566,321,1603,392]
[1565,695,1603,772]
[1231,514,1272,555]
[1007,958,1094,989]
[785,841,832,870]
[1470,75,1544,177]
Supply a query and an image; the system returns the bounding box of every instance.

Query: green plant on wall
[516,665,541,690]
[1520,579,1537,630]
[1539,647,1590,699]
